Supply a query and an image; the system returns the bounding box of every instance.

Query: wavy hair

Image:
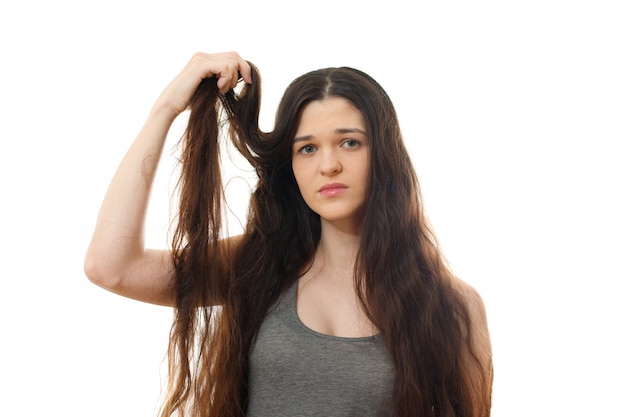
[159,62,492,417]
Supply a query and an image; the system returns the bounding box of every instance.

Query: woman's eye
[300,145,316,154]
[342,139,360,149]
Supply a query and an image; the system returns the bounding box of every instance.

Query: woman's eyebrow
[293,134,313,143]
[293,128,367,143]
[335,128,367,135]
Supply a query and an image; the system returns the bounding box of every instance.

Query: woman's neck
[313,220,361,284]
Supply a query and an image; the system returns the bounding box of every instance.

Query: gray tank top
[247,281,395,416]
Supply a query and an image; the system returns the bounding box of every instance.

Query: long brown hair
[160,63,492,417]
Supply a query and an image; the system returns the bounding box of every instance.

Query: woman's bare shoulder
[451,276,494,409]
[451,276,488,323]
[450,276,492,356]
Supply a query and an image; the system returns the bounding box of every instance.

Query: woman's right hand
[154,51,253,118]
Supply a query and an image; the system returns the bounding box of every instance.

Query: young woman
[85,51,493,417]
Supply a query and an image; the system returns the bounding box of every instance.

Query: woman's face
[291,97,370,231]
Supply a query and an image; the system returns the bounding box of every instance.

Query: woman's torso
[247,281,395,416]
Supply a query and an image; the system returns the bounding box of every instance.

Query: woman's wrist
[149,98,181,125]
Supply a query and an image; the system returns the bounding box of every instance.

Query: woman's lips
[319,183,348,197]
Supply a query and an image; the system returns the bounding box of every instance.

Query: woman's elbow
[83,250,125,291]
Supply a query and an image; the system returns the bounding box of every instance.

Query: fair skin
[291,97,376,338]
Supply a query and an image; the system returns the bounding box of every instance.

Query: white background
[1,0,624,415]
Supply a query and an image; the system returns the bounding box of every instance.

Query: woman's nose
[319,150,342,176]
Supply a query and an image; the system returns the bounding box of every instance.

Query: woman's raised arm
[84,52,251,306]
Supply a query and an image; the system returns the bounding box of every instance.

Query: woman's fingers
[191,51,251,94]
[236,56,253,84]
[155,51,252,116]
